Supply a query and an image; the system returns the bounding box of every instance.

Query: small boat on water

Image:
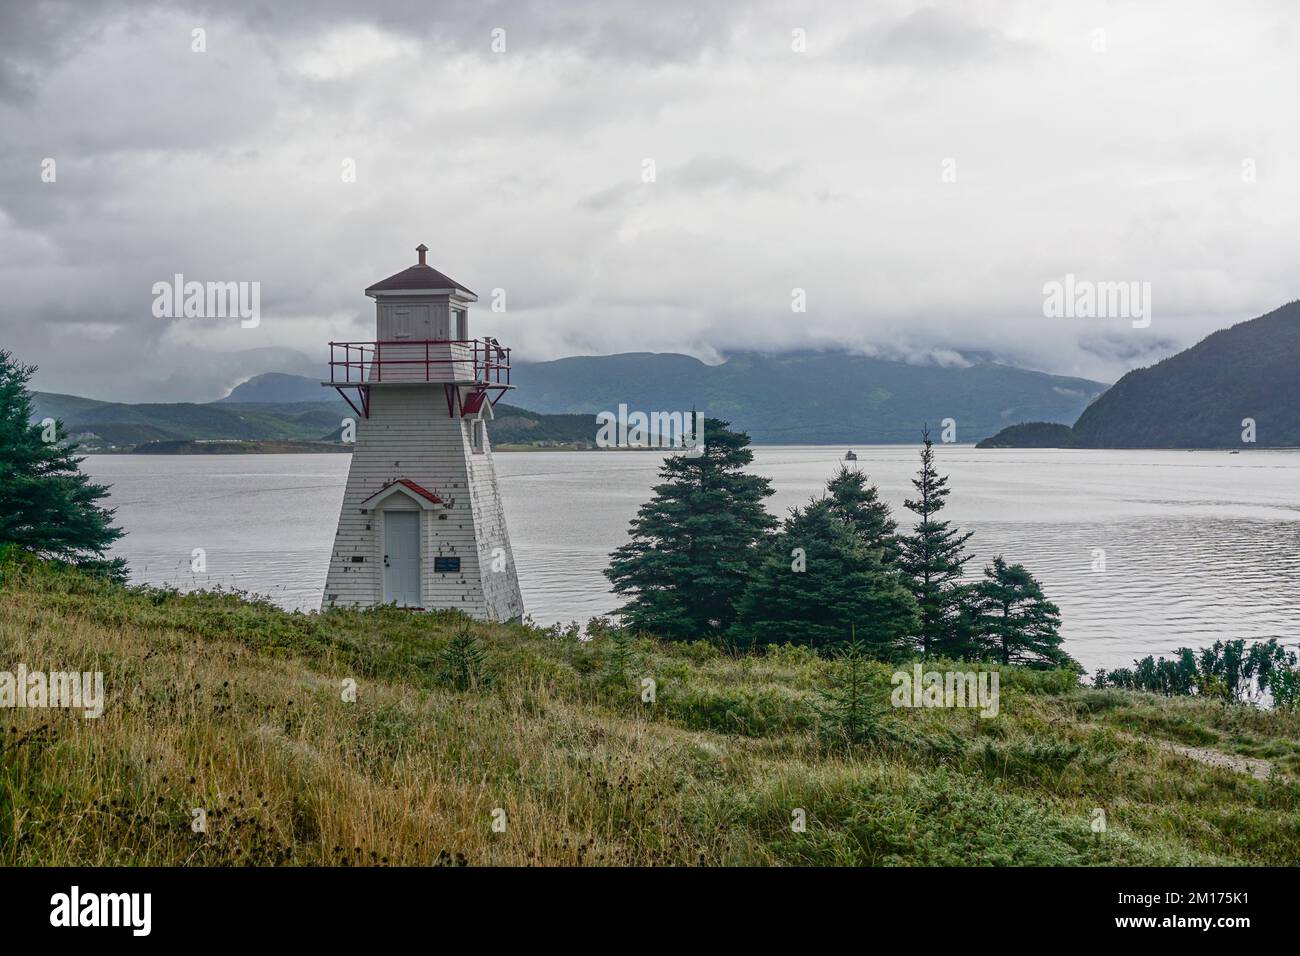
[844,450,857,461]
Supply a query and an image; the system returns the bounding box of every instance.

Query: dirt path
[1112,731,1275,780]
[1160,741,1274,781]
[1112,733,1274,780]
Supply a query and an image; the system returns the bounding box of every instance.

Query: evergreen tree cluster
[0,351,125,578]
[606,420,778,641]
[606,418,1072,667]
[1093,638,1297,705]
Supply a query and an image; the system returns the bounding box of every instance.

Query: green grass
[1,557,1297,866]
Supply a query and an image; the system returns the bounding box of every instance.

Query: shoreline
[78,444,1300,455]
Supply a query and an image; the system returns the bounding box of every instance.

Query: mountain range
[508,351,1105,443]
[31,390,595,452]
[979,300,1300,448]
[32,351,1108,450]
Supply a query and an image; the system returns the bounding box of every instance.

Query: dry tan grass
[3,560,1299,866]
[2,590,751,864]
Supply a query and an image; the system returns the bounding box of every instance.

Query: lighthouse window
[470,418,485,453]
[434,557,461,573]
[450,308,466,341]
[392,309,412,340]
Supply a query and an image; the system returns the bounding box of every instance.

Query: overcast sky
[1,0,1296,402]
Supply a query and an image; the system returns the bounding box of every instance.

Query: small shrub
[597,629,639,698]
[1271,666,1300,712]
[657,685,813,737]
[814,639,888,748]
[1072,688,1129,715]
[437,628,493,692]
[658,639,724,666]
[980,739,1082,783]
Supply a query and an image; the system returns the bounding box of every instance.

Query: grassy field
[2,558,1298,866]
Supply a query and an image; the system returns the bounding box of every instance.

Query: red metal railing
[327,339,512,388]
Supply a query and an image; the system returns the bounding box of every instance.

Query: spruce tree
[605,418,777,641]
[597,627,639,696]
[972,556,1072,667]
[0,351,125,577]
[437,627,493,691]
[942,586,992,661]
[731,499,917,655]
[825,465,899,563]
[813,636,887,747]
[897,426,973,657]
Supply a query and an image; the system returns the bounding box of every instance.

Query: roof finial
[416,243,428,266]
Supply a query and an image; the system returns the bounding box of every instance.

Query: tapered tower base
[321,384,523,621]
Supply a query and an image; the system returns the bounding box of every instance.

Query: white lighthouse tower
[321,245,524,621]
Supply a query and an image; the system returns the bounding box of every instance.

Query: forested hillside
[980,301,1300,448]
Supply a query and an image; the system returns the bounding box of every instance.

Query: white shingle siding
[321,384,524,621]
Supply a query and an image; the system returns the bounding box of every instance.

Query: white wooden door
[383,511,421,606]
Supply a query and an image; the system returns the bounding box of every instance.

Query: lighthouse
[321,245,524,621]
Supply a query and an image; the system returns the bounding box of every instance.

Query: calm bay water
[82,447,1300,672]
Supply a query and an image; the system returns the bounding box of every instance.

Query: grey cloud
[0,0,746,95]
[836,6,1034,66]
[1075,332,1186,366]
[0,0,118,102]
[1,0,1296,403]
[674,155,802,192]
[581,156,801,211]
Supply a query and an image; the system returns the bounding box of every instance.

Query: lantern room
[367,243,476,343]
[326,244,512,418]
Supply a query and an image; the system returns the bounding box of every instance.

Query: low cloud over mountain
[3,1,1297,401]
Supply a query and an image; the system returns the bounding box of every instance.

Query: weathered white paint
[322,266,523,621]
[371,292,476,383]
